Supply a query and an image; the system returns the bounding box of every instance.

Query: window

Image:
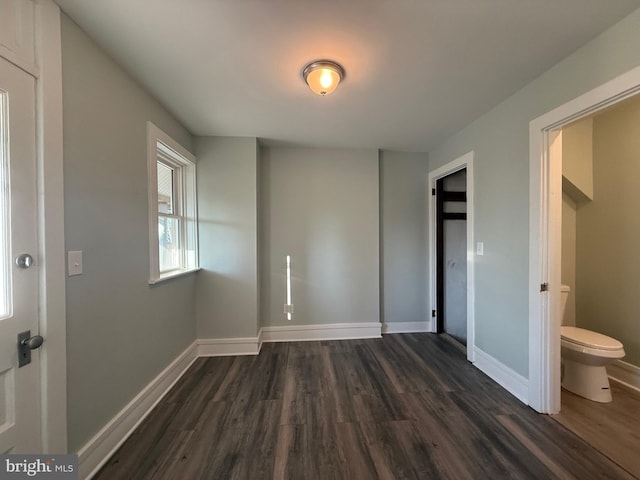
[147,122,198,283]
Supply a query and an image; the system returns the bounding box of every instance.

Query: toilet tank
[560,284,570,323]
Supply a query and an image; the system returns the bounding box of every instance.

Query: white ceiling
[54,0,640,152]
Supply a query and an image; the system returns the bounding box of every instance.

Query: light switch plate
[68,250,83,276]
[476,242,484,256]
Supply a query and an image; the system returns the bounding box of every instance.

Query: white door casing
[0,0,67,453]
[528,65,640,414]
[428,151,475,362]
[0,57,41,454]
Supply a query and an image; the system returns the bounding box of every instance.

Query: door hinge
[432,309,436,317]
[431,188,436,196]
[540,283,549,292]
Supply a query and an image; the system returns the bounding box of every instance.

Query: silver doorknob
[15,253,34,269]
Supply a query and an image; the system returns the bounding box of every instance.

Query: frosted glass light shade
[303,61,344,96]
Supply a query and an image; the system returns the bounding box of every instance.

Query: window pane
[0,94,10,318]
[158,216,181,272]
[157,162,174,214]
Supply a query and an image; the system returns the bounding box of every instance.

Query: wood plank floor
[552,380,640,478]
[95,334,635,479]
[608,363,640,391]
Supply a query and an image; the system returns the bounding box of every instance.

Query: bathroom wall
[561,193,577,327]
[576,93,640,367]
[562,118,594,203]
[561,117,594,327]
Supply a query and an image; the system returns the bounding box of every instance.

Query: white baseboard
[197,336,261,356]
[197,323,383,355]
[77,341,199,480]
[473,346,529,405]
[260,322,382,343]
[382,321,431,334]
[608,359,640,393]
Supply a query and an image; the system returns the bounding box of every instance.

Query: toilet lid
[561,326,623,351]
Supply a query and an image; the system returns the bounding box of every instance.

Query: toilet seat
[561,326,623,351]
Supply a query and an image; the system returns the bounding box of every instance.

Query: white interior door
[0,57,41,454]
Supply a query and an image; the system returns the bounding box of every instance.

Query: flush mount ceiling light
[302,60,345,96]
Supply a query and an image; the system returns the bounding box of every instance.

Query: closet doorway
[436,169,467,343]
[428,152,475,362]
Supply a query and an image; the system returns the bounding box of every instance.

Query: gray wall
[427,8,640,377]
[61,15,196,452]
[379,151,430,325]
[195,137,260,338]
[562,118,594,203]
[576,94,640,366]
[260,147,379,326]
[561,117,594,328]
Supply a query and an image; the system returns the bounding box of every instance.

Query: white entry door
[0,57,41,453]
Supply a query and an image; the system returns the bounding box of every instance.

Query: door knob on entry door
[15,253,34,269]
[22,334,43,350]
[17,330,44,368]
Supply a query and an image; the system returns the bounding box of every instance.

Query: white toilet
[560,284,625,403]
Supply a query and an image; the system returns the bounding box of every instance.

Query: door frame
[37,0,67,453]
[528,65,640,414]
[1,0,67,452]
[428,151,475,362]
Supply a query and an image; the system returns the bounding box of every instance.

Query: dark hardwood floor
[95,334,635,479]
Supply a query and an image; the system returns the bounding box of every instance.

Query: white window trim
[147,122,198,284]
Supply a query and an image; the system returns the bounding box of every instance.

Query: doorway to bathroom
[530,65,640,478]
[529,65,640,415]
[553,94,640,477]
[428,152,475,363]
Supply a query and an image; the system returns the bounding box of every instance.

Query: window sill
[148,267,201,285]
